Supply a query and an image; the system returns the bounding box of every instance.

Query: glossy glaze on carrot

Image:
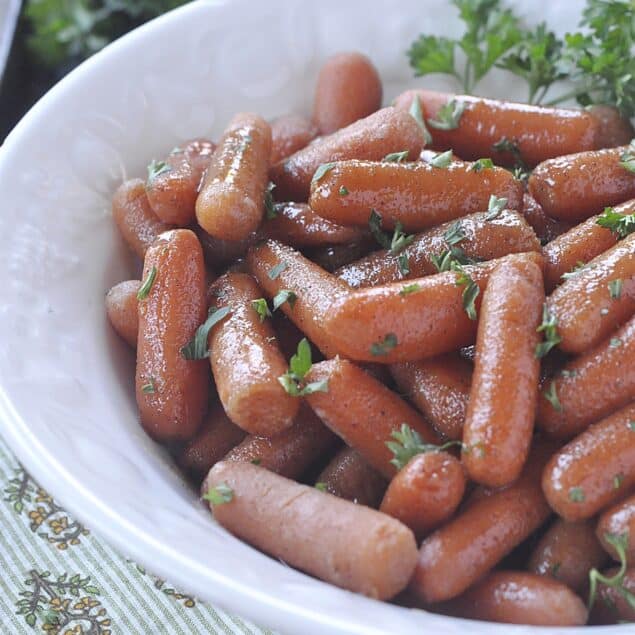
[270,115,318,164]
[105,280,140,348]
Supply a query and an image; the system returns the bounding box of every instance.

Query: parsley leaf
[251,298,271,322]
[147,159,170,183]
[485,195,507,220]
[400,283,421,296]
[312,162,336,184]
[535,304,561,358]
[383,150,410,163]
[141,378,156,394]
[561,261,589,280]
[431,247,476,273]
[597,206,635,239]
[444,221,467,247]
[429,150,454,168]
[544,379,562,412]
[181,306,232,360]
[268,262,287,280]
[278,338,328,397]
[339,186,349,196]
[569,487,585,503]
[370,333,398,357]
[386,423,462,470]
[314,482,328,492]
[452,263,479,320]
[428,99,466,130]
[137,266,157,300]
[408,96,433,145]
[398,254,410,276]
[273,289,297,311]
[470,158,494,172]
[609,279,623,300]
[588,533,635,611]
[264,182,277,219]
[203,483,233,506]
[368,210,415,255]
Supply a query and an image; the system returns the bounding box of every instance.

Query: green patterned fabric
[0,434,272,635]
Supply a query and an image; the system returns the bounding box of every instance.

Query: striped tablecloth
[0,434,272,635]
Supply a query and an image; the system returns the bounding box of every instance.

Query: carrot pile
[106,51,635,627]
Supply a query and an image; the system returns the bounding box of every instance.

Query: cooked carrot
[336,209,540,288]
[304,358,439,479]
[546,232,635,354]
[105,280,140,348]
[224,404,337,479]
[270,115,318,164]
[112,179,173,258]
[393,89,598,167]
[262,201,368,247]
[207,272,299,436]
[146,138,215,225]
[462,256,543,487]
[246,239,348,357]
[522,192,572,246]
[538,314,635,439]
[379,451,466,538]
[316,446,387,508]
[196,113,271,241]
[543,198,635,292]
[389,354,471,441]
[529,146,635,222]
[528,519,608,592]
[588,105,635,149]
[177,401,247,480]
[542,402,635,521]
[204,461,418,600]
[313,52,382,134]
[410,443,553,603]
[309,159,523,232]
[322,252,544,363]
[270,107,424,201]
[445,571,588,626]
[596,494,635,565]
[304,237,376,272]
[590,566,635,624]
[136,229,208,441]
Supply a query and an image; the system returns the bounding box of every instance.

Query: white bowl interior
[0,0,625,633]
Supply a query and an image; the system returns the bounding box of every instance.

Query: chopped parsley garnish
[569,487,585,502]
[485,195,508,220]
[368,210,415,255]
[278,338,328,397]
[398,254,410,275]
[428,98,465,130]
[251,298,271,322]
[408,95,433,145]
[610,337,622,348]
[588,533,635,612]
[267,262,287,280]
[141,379,155,394]
[180,306,232,360]
[312,162,336,183]
[614,473,625,490]
[597,206,635,238]
[203,484,234,506]
[314,482,328,492]
[339,185,349,196]
[386,423,462,470]
[452,263,479,320]
[535,304,561,358]
[383,150,410,163]
[400,283,421,296]
[609,279,623,300]
[264,182,277,219]
[429,150,454,168]
[619,141,635,173]
[137,266,157,300]
[470,158,494,172]
[561,261,589,280]
[146,159,170,183]
[273,289,297,311]
[370,333,398,357]
[544,380,562,412]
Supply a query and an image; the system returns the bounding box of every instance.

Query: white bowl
[0,0,624,633]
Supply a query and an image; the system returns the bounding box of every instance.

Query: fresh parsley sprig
[452,262,480,320]
[181,306,232,360]
[597,206,635,239]
[278,338,328,397]
[535,304,561,358]
[386,424,462,470]
[368,210,415,255]
[203,483,234,506]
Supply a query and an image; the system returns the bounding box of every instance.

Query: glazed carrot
[304,358,440,479]
[529,146,635,222]
[146,138,215,225]
[270,115,318,164]
[105,280,140,348]
[336,209,540,288]
[393,89,598,167]
[389,354,471,441]
[542,402,635,521]
[246,239,348,357]
[543,198,635,292]
[522,192,572,246]
[410,443,553,603]
[590,566,635,624]
[588,105,635,149]
[445,571,588,626]
[196,113,271,241]
[270,107,424,201]
[546,232,635,354]
[322,251,544,363]
[204,461,418,600]
[462,256,543,487]
[224,405,337,479]
[316,447,387,508]
[207,272,299,437]
[262,202,369,247]
[176,401,247,480]
[309,159,523,232]
[597,494,635,565]
[528,519,608,592]
[312,52,382,134]
[304,237,376,272]
[538,314,635,439]
[379,451,466,538]
[136,229,208,441]
[112,178,173,258]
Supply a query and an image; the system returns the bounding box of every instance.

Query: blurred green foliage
[24,0,190,68]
